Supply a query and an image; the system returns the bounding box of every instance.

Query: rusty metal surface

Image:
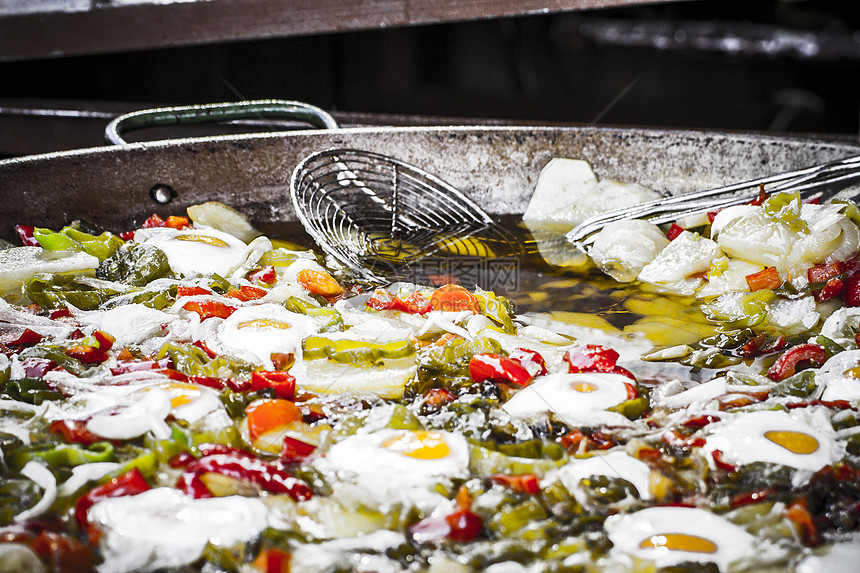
[0,0,675,61]
[1,124,858,243]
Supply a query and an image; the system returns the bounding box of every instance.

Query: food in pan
[1,181,860,573]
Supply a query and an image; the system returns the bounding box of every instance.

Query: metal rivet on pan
[150,184,176,205]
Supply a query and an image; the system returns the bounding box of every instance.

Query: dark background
[1,0,858,154]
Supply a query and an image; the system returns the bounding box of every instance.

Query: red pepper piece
[225,285,268,302]
[445,508,483,542]
[2,328,44,347]
[75,468,150,539]
[141,214,166,228]
[250,370,297,400]
[808,262,841,285]
[785,498,819,546]
[176,285,211,297]
[422,387,457,411]
[682,415,720,428]
[11,529,95,573]
[110,357,171,376]
[665,223,685,241]
[429,284,480,313]
[64,345,109,365]
[366,289,433,314]
[563,344,636,380]
[168,450,198,468]
[468,353,533,386]
[15,224,40,246]
[175,452,313,501]
[246,266,277,285]
[508,347,548,377]
[188,375,228,391]
[766,343,826,381]
[730,487,775,508]
[49,308,74,320]
[815,277,845,302]
[661,430,706,449]
[843,274,860,307]
[409,486,483,544]
[281,436,317,462]
[91,330,114,352]
[182,300,237,320]
[252,547,291,573]
[49,420,103,446]
[488,473,540,495]
[711,449,738,472]
[192,339,218,359]
[745,266,782,291]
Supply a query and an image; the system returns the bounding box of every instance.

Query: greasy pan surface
[1,125,859,242]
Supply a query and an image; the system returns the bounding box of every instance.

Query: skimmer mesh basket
[290,149,520,283]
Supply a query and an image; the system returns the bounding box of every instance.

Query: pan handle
[104,99,339,145]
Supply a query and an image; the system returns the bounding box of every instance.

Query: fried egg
[556,449,653,501]
[134,226,250,278]
[701,409,842,476]
[605,506,757,570]
[501,372,634,427]
[814,349,860,402]
[321,428,470,487]
[206,303,319,369]
[87,488,270,573]
[79,381,225,440]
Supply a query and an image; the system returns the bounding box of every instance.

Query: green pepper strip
[283,296,344,332]
[303,336,414,364]
[8,441,114,470]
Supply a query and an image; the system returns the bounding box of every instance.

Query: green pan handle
[105,99,339,145]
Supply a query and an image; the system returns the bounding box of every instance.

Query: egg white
[88,488,270,573]
[501,372,634,427]
[605,506,757,570]
[319,428,469,491]
[701,409,842,474]
[205,303,320,369]
[134,226,250,278]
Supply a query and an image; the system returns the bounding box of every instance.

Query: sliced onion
[14,461,57,522]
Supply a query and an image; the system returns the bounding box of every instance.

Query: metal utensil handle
[567,151,860,246]
[105,99,339,145]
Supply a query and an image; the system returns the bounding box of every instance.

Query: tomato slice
[246,399,303,443]
[297,269,344,298]
[429,284,480,313]
[745,266,782,291]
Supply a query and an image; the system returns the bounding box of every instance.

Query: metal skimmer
[566,152,860,251]
[291,148,512,283]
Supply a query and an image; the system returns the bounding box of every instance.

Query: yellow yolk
[639,533,718,554]
[382,430,451,460]
[173,235,230,247]
[237,319,293,330]
[572,381,598,393]
[152,382,204,408]
[764,430,820,455]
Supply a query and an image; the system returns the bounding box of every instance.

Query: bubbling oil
[261,215,722,350]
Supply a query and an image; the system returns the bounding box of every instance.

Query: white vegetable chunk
[637,231,721,285]
[588,220,669,282]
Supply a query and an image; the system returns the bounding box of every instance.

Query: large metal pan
[1,107,858,243]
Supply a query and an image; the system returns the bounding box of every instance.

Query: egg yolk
[237,318,293,330]
[138,383,202,408]
[572,381,597,393]
[158,382,203,408]
[173,235,230,247]
[763,430,819,455]
[639,533,717,554]
[382,431,451,460]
